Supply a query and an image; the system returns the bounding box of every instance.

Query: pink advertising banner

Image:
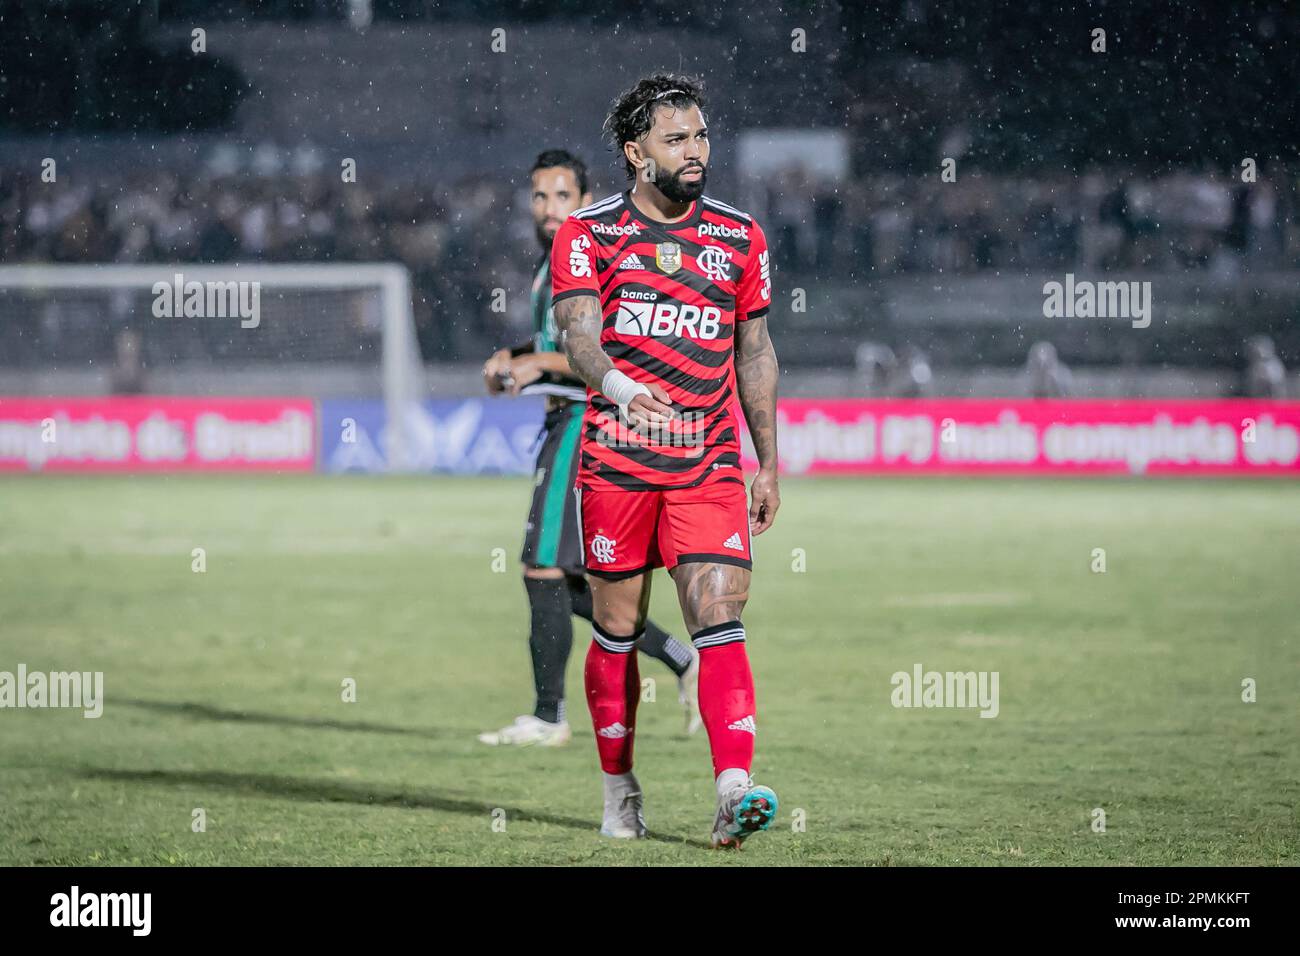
[739,399,1300,476]
[0,397,316,472]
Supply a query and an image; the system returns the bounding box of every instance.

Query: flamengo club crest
[655,242,681,274]
[591,534,617,565]
[698,244,732,282]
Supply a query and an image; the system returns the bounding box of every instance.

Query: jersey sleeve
[736,219,772,321]
[550,217,600,305]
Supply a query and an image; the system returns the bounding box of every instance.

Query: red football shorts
[577,478,753,579]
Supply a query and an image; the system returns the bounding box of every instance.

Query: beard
[535,221,561,250]
[656,162,706,203]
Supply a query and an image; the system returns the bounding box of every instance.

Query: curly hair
[602,73,707,180]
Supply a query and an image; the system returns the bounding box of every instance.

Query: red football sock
[693,621,756,778]
[584,623,641,774]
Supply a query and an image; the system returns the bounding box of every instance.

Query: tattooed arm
[555,293,673,424]
[553,294,614,392]
[734,314,781,534]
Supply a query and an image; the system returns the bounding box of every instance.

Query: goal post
[0,262,424,471]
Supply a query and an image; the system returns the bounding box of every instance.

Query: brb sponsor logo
[615,299,722,340]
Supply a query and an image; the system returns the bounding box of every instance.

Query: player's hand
[483,348,512,394]
[507,356,544,396]
[749,467,780,536]
[625,382,675,428]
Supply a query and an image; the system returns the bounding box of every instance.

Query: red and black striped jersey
[550,190,772,492]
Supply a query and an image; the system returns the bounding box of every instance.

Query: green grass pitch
[1,474,1297,866]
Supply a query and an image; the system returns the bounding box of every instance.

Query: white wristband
[602,369,651,419]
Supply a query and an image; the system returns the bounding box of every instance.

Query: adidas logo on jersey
[598,722,630,739]
[727,715,757,734]
[723,532,745,551]
[618,253,645,270]
[698,221,749,240]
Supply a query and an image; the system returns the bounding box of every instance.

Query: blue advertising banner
[319,397,549,474]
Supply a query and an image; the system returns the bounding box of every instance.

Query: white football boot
[600,772,648,839]
[476,715,571,747]
[710,774,778,850]
[677,646,703,735]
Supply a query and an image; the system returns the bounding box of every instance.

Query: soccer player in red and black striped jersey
[551,74,782,848]
[477,150,700,750]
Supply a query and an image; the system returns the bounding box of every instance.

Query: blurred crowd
[745,167,1298,278]
[2,162,1297,362]
[0,166,533,360]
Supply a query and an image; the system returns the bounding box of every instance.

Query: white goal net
[0,262,424,470]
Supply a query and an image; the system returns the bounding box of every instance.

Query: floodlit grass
[1,475,1296,865]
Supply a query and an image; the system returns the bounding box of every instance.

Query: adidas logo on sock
[723,532,745,551]
[598,722,630,739]
[618,254,644,270]
[727,715,757,734]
